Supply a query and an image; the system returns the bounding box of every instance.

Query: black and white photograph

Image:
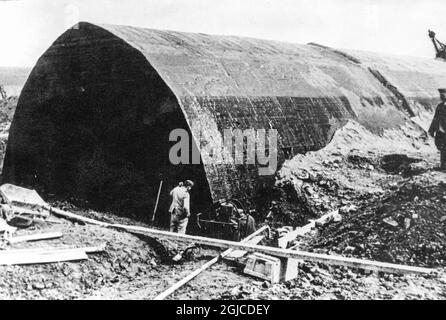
[0,0,446,304]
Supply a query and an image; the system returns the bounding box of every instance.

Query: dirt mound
[0,217,160,299]
[218,260,446,300]
[0,199,227,300]
[308,171,446,268]
[274,120,436,226]
[272,119,446,269]
[380,154,424,176]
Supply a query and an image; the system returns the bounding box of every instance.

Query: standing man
[237,209,256,240]
[169,180,194,234]
[429,89,446,170]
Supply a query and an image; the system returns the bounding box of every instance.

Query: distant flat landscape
[0,66,31,96]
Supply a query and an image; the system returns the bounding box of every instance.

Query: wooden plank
[7,232,63,244]
[0,249,88,265]
[34,217,64,224]
[48,207,112,227]
[151,180,163,224]
[153,226,270,300]
[45,207,433,275]
[111,223,433,275]
[278,210,338,248]
[153,256,219,300]
[0,184,48,208]
[10,205,49,218]
[0,244,106,255]
[224,235,265,260]
[220,226,270,258]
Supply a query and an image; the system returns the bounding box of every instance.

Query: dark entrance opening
[3,25,212,225]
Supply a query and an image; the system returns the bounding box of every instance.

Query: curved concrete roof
[95,23,446,198]
[5,22,446,205]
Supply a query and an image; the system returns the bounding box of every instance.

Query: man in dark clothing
[169,180,194,234]
[237,209,256,240]
[429,89,446,170]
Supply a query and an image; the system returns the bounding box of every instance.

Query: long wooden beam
[47,208,433,275]
[154,256,219,300]
[111,223,433,275]
[7,232,63,244]
[278,210,338,248]
[11,205,50,218]
[48,207,112,227]
[0,244,106,255]
[0,248,89,265]
[153,226,269,300]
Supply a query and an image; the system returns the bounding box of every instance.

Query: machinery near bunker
[429,30,446,60]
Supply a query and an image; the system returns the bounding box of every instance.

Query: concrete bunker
[3,22,446,223]
[2,24,212,221]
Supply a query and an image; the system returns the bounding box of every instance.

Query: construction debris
[0,184,48,209]
[383,217,399,228]
[224,235,267,262]
[49,206,112,227]
[102,221,434,275]
[1,243,106,255]
[0,244,105,265]
[0,185,108,272]
[0,218,16,238]
[0,120,445,298]
[277,210,341,249]
[0,183,433,275]
[0,184,53,229]
[309,172,446,268]
[0,249,88,265]
[0,186,442,299]
[244,253,282,283]
[7,232,63,244]
[153,226,270,300]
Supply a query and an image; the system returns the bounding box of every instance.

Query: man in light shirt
[169,180,194,234]
[429,89,446,170]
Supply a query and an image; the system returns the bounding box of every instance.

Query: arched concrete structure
[3,22,446,218]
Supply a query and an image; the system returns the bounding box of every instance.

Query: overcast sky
[1,0,445,67]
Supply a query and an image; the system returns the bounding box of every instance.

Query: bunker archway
[4,22,446,221]
[2,23,212,222]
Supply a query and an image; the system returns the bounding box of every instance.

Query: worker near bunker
[169,180,194,234]
[429,88,446,170]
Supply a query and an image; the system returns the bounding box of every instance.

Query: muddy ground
[1,209,445,300]
[1,97,446,299]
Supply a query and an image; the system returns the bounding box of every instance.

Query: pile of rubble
[308,171,446,267]
[271,119,446,269]
[275,120,436,225]
[218,260,446,300]
[0,96,18,172]
[0,223,158,299]
[0,184,166,299]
